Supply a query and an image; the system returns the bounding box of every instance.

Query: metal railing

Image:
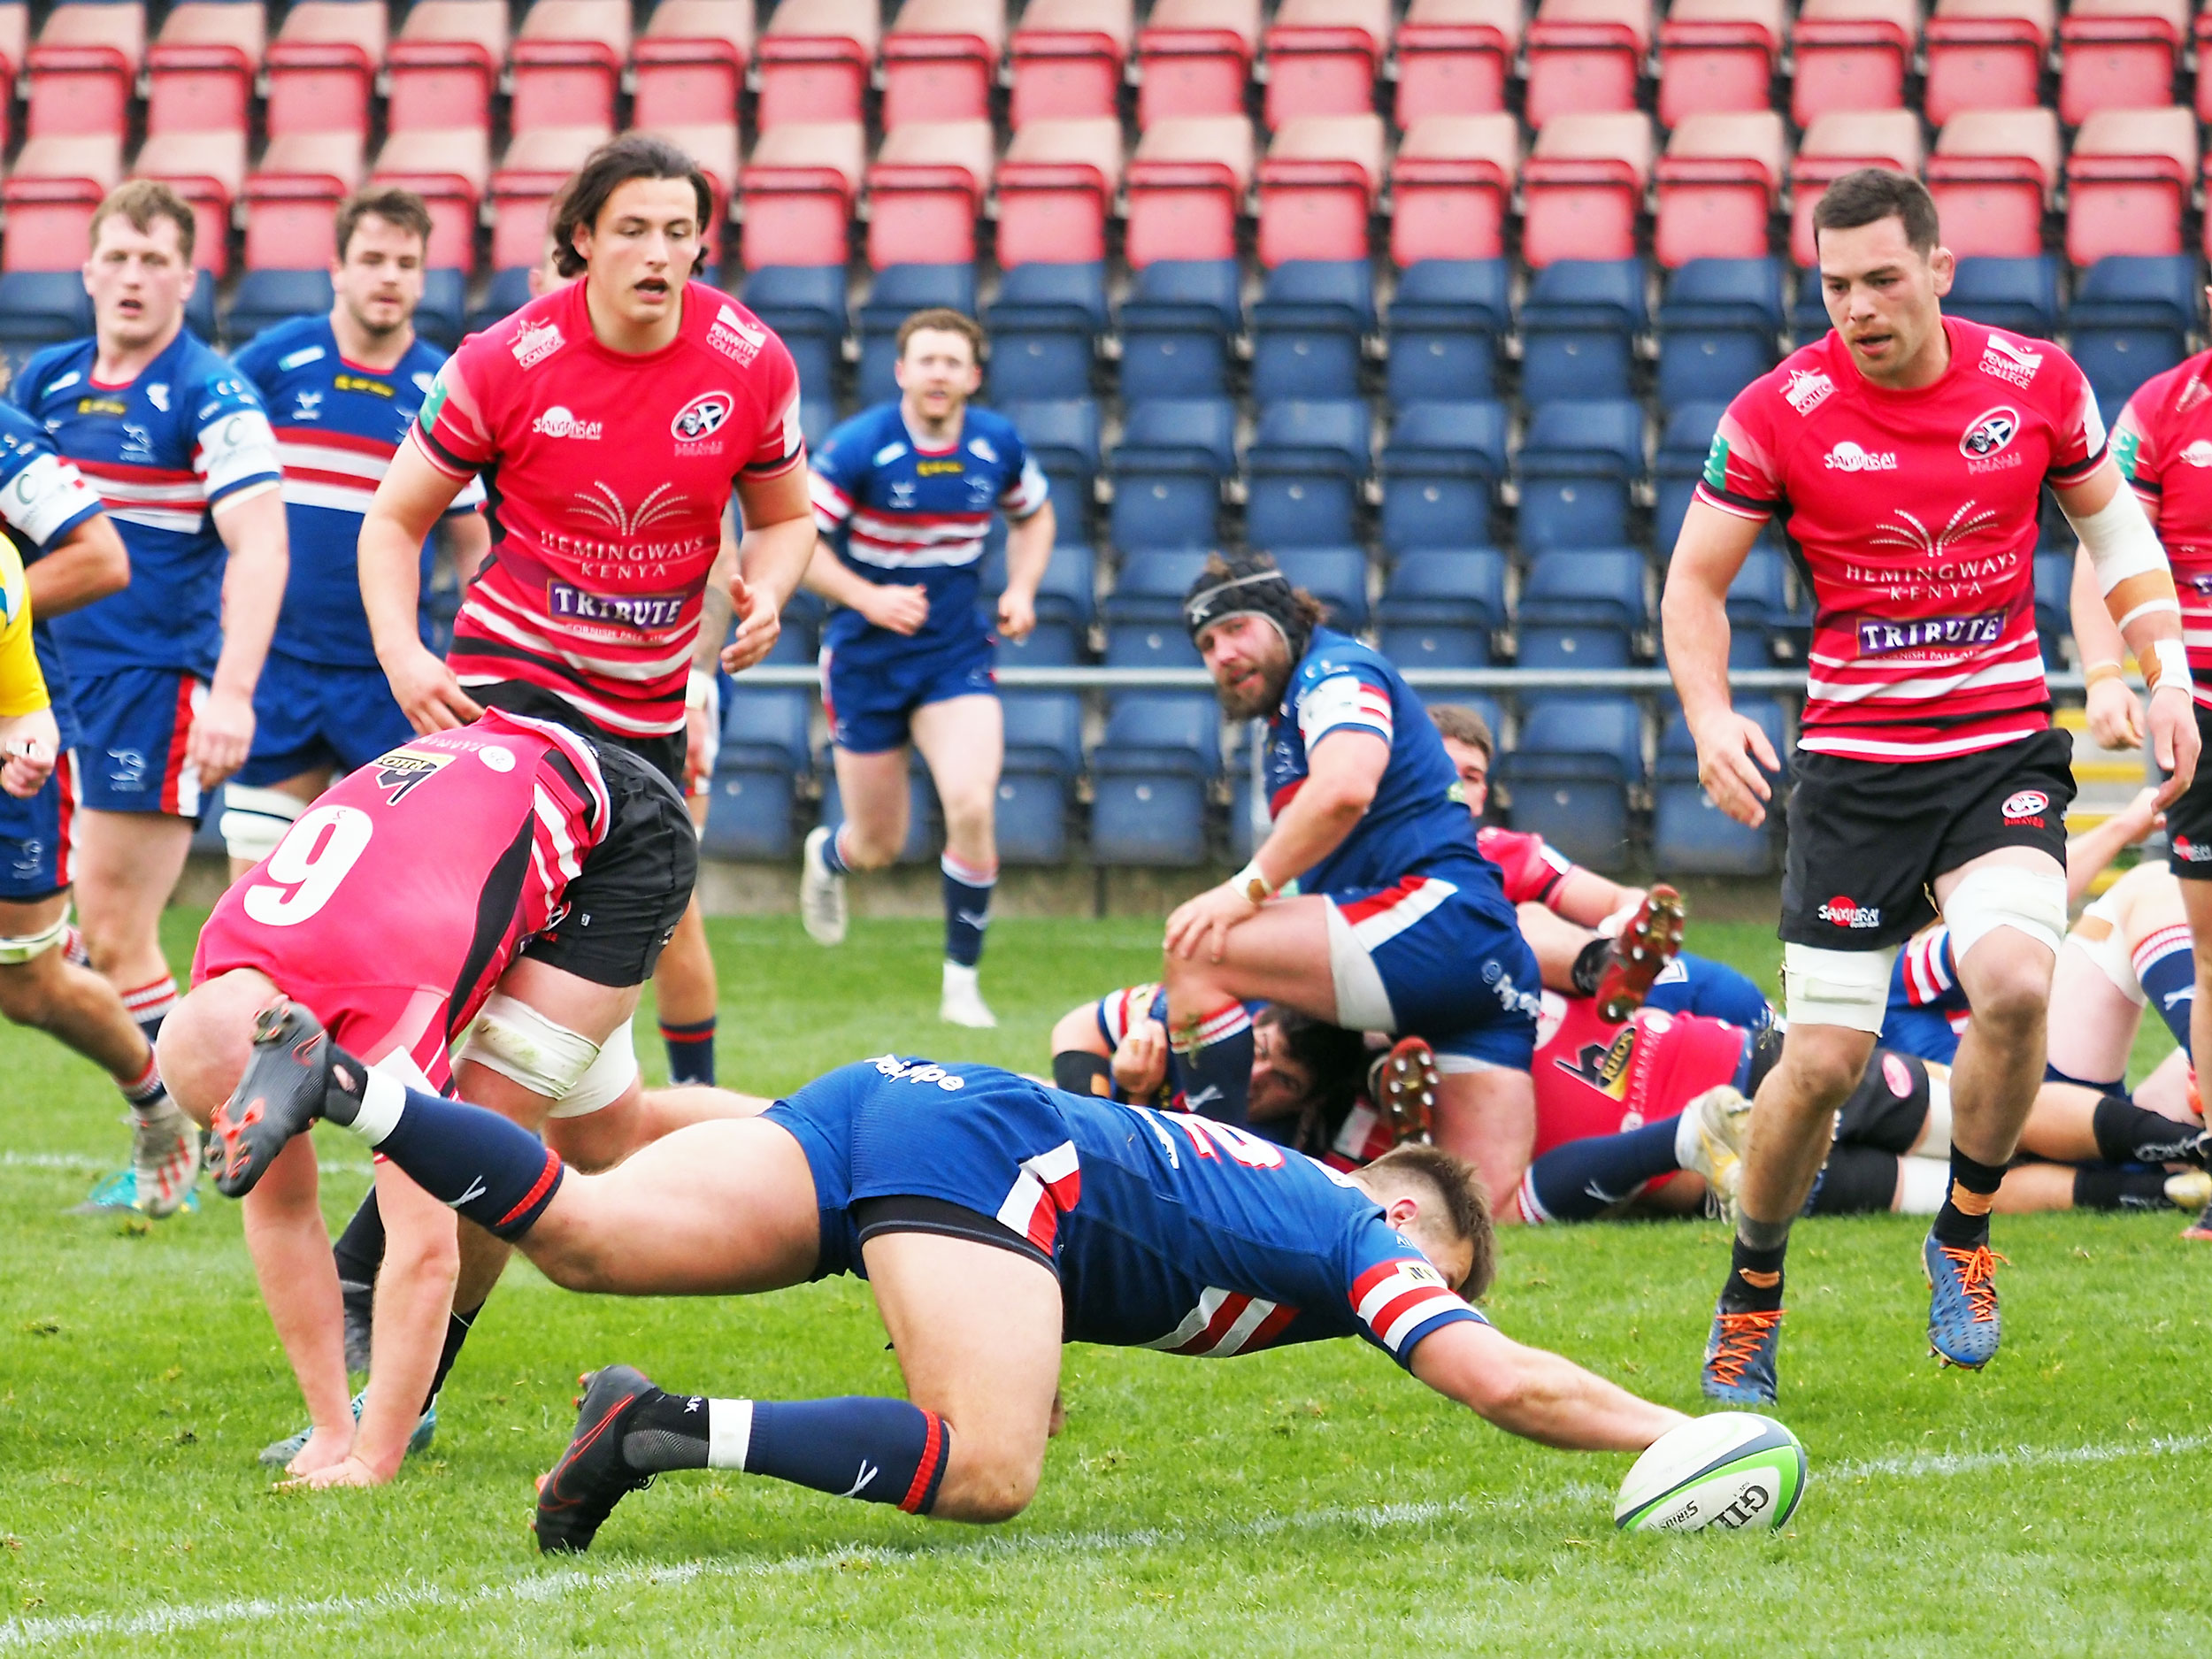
[738,666,2103,695]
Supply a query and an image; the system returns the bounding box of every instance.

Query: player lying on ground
[158,710,749,1486]
[206,1033,1693,1548]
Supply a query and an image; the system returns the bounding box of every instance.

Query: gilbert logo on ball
[1615,1413,1806,1534]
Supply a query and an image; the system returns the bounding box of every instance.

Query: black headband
[1184,566,1311,659]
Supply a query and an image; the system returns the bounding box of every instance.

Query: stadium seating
[1523,0,1652,130]
[387,0,504,135]
[1117,259,1242,399]
[373,129,491,275]
[1375,548,1509,667]
[740,120,866,270]
[986,264,1107,401]
[1925,108,2062,257]
[0,269,91,365]
[28,4,143,142]
[1519,111,1654,266]
[883,0,1004,128]
[1379,400,1509,553]
[984,540,1095,662]
[1386,258,1510,402]
[856,263,978,403]
[1654,702,1784,872]
[1244,399,1372,548]
[1390,114,1519,265]
[227,268,334,343]
[1125,116,1256,268]
[1394,0,1520,125]
[633,0,752,130]
[2065,106,2198,265]
[1271,546,1371,628]
[702,688,810,860]
[1256,114,1387,266]
[996,119,1123,269]
[243,131,363,272]
[1655,257,1786,411]
[2032,549,2074,665]
[1090,695,1221,865]
[511,0,627,133]
[1262,0,1389,127]
[1946,255,2062,335]
[1135,0,1262,129]
[1001,396,1102,531]
[1010,0,1132,128]
[995,692,1085,863]
[1656,0,1784,127]
[265,1,385,142]
[2057,0,2187,127]
[1250,259,1374,401]
[1653,111,1788,268]
[1789,0,1918,127]
[1102,549,1213,668]
[757,0,877,128]
[147,4,262,140]
[867,119,995,270]
[2064,253,2199,404]
[1923,0,2052,126]
[743,265,846,404]
[134,130,247,275]
[488,125,608,273]
[1519,257,1646,403]
[1109,400,1236,549]
[1517,549,1649,669]
[0,7,27,154]
[1789,109,1924,266]
[1722,545,1799,665]
[1654,400,1727,553]
[1516,399,1646,551]
[1498,695,1644,872]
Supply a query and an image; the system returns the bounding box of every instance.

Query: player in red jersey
[1663,168,2200,1402]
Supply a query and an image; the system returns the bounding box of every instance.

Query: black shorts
[1779,727,2074,951]
[2162,703,2212,879]
[522,738,698,987]
[470,680,688,791]
[1833,1048,1932,1154]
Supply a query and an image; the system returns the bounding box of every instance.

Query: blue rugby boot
[1924,1232,2006,1370]
[1701,1303,1784,1406]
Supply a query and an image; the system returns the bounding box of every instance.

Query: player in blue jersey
[15,180,287,1055]
[219,188,489,879]
[203,1018,1692,1545]
[1157,554,1542,1204]
[798,309,1056,1028]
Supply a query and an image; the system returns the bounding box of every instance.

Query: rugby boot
[258,1390,437,1469]
[2182,1180,2212,1240]
[534,1366,659,1554]
[1595,885,1688,1023]
[207,999,344,1199]
[1673,1086,1750,1227]
[1366,1037,1439,1147]
[1924,1232,2006,1370]
[940,960,998,1028]
[131,1093,203,1217]
[800,825,849,947]
[1701,1303,1784,1406]
[2168,1169,2212,1223]
[340,1278,376,1375]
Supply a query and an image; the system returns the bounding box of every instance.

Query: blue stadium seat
[1110,398,1236,550]
[1091,694,1220,865]
[1653,701,1784,875]
[703,689,812,860]
[980,542,1097,665]
[0,273,93,364]
[819,762,938,864]
[857,264,979,404]
[1498,695,1644,873]
[2065,256,2199,408]
[469,266,534,334]
[1002,396,1100,546]
[1655,257,1783,413]
[1516,549,1649,671]
[744,265,848,405]
[1379,399,1509,554]
[1723,545,1793,669]
[227,270,335,345]
[1386,259,1509,404]
[1102,549,1211,668]
[1271,547,1371,630]
[185,281,218,346]
[1519,259,1647,405]
[1515,399,1646,554]
[1946,256,2061,338]
[2033,549,2074,669]
[997,691,1084,864]
[800,398,836,449]
[1654,400,1727,556]
[1251,259,1375,403]
[1376,548,1508,667]
[754,589,822,666]
[1118,259,1242,400]
[1790,267,1829,348]
[1246,399,1371,549]
[414,269,465,351]
[984,261,1106,402]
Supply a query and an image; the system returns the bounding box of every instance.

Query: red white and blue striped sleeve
[1296,668,1394,752]
[1901,926,1958,1009]
[1348,1226,1486,1368]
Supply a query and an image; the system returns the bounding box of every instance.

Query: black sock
[1932,1145,2008,1248]
[332,1189,387,1288]
[2072,1164,2177,1210]
[422,1302,481,1413]
[660,1018,717,1087]
[2092,1094,2209,1166]
[1052,1051,1115,1098]
[1721,1233,1787,1312]
[1571,938,1612,999]
[621,1388,712,1472]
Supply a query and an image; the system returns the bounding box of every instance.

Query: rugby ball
[1614,1413,1806,1534]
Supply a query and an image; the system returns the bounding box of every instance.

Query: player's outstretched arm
[1660,499,1777,828]
[1409,1319,1688,1453]
[362,439,480,732]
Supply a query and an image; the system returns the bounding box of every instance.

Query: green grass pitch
[4,910,2212,1655]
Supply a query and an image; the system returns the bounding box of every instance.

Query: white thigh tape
[454,991,603,1101]
[1944,864,2069,962]
[0,912,68,964]
[1782,941,1899,1033]
[220,784,308,864]
[1322,899,1396,1032]
[545,1013,639,1119]
[2066,896,2147,1007]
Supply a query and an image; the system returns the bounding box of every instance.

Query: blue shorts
[1645,952,1776,1030]
[1325,872,1540,1070]
[765,1057,1080,1281]
[0,751,77,902]
[821,637,995,754]
[1878,1005,1962,1066]
[71,667,207,819]
[234,654,415,787]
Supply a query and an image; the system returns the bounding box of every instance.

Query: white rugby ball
[1614,1413,1806,1534]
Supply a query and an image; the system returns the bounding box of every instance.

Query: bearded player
[1664,167,2200,1402]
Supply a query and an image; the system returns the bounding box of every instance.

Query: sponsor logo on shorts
[1960,406,2022,460]
[869,1053,967,1091]
[1824,441,1898,472]
[511,320,564,369]
[1783,368,1835,415]
[2174,834,2212,863]
[1818,895,1882,929]
[548,581,686,630]
[708,304,767,365]
[371,747,455,803]
[1978,335,2042,389]
[533,405,603,441]
[1882,1052,1913,1097]
[1855,611,2005,655]
[672,392,733,443]
[2185,440,2212,468]
[2001,789,2050,824]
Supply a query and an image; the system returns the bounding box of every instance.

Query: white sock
[347,1070,408,1146]
[707,1398,754,1471]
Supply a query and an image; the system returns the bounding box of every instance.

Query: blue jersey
[0,405,106,749]
[1882,926,1970,1061]
[14,329,281,677]
[1266,628,1494,896]
[1643,952,1776,1031]
[231,316,485,670]
[809,402,1048,667]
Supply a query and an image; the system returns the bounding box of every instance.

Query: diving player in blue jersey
[1162,553,1543,1204]
[14,180,287,1054]
[220,188,489,879]
[197,1016,1692,1547]
[798,308,1056,1028]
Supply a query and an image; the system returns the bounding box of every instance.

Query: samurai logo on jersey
[1979,335,2042,389]
[1824,442,1898,472]
[1784,368,1836,415]
[533,406,602,442]
[2185,440,2212,468]
[1818,896,1881,928]
[371,747,455,803]
[2174,834,2212,863]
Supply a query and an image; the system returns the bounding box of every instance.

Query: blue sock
[1169,1002,1254,1123]
[2131,923,2197,1052]
[819,826,852,876]
[1519,1116,1682,1223]
[941,855,994,969]
[335,1075,564,1240]
[661,1018,717,1087]
[685,1394,950,1514]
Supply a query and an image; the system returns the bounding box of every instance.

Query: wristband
[1231,858,1276,905]
[685,669,712,712]
[2084,660,2126,688]
[2149,637,2195,696]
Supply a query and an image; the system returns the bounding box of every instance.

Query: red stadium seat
[372,128,493,273]
[997,118,1124,265]
[1010,0,1132,128]
[265,2,386,141]
[147,4,263,139]
[1390,112,1519,264]
[637,120,740,263]
[1788,108,1924,265]
[489,125,610,271]
[1136,0,1262,129]
[865,119,995,268]
[1790,0,1919,126]
[1923,0,2052,125]
[1654,111,1787,265]
[739,119,865,268]
[27,4,144,142]
[2058,0,2189,125]
[1257,113,1386,265]
[1656,0,1784,127]
[511,0,630,134]
[1520,110,1654,265]
[134,130,246,273]
[4,134,122,269]
[2198,7,2212,122]
[634,0,753,129]
[245,132,366,271]
[757,0,877,129]
[388,0,507,135]
[1523,0,1652,129]
[1263,0,1389,127]
[883,0,1004,128]
[1125,115,1256,266]
[1924,108,2061,257]
[1394,0,1522,124]
[2066,105,2198,264]
[0,8,27,155]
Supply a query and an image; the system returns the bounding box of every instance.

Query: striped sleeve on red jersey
[2040,348,2109,486]
[1348,1240,1486,1367]
[1297,667,1394,750]
[1694,399,1786,522]
[2112,372,2177,500]
[411,348,495,479]
[738,331,806,480]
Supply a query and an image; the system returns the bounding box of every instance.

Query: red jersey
[413,279,804,739]
[1477,825,1577,908]
[2113,350,2212,707]
[1698,317,2106,762]
[191,710,611,1089]
[1530,991,1748,1156]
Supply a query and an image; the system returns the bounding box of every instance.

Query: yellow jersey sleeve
[0,540,50,718]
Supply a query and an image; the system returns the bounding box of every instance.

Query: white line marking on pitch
[0,1150,373,1177]
[0,1431,2197,1649]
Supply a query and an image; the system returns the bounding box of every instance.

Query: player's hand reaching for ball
[2087,674,2146,751]
[2147,680,2201,809]
[1112,1016,1171,1098]
[384,641,483,733]
[1165,882,1259,964]
[1688,707,1781,828]
[720,572,784,673]
[857,581,930,637]
[188,683,257,787]
[0,707,58,799]
[996,588,1037,644]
